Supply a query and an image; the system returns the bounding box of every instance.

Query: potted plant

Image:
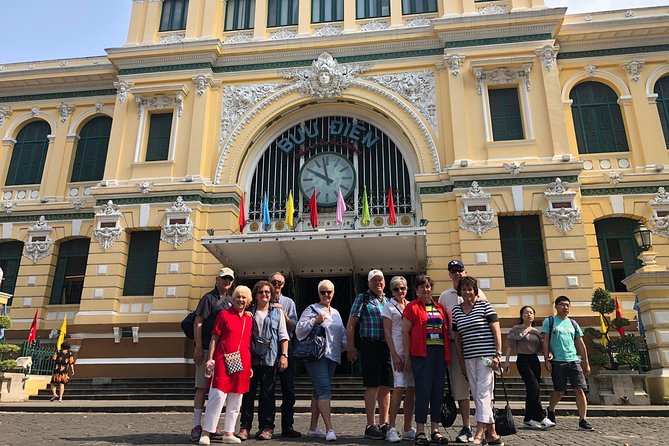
[583,288,649,405]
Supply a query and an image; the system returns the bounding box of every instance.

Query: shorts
[550,361,588,392]
[360,338,394,388]
[194,349,209,389]
[392,356,415,388]
[447,342,470,401]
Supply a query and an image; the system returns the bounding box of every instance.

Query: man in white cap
[190,267,235,442]
[346,269,393,440]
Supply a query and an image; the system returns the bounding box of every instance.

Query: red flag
[615,297,626,336]
[27,308,38,344]
[239,193,247,233]
[387,186,397,225]
[308,190,318,229]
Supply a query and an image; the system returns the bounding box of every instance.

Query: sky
[1,0,668,64]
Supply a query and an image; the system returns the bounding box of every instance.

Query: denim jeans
[304,358,337,400]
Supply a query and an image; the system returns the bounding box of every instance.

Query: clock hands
[306,167,333,185]
[322,159,333,185]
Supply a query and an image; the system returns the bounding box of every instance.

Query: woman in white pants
[199,286,254,445]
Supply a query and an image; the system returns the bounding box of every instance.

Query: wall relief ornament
[606,171,623,185]
[503,161,525,176]
[161,196,194,247]
[3,201,13,214]
[359,19,389,31]
[459,181,497,236]
[31,107,40,117]
[136,94,183,118]
[445,54,465,77]
[95,103,105,113]
[543,178,581,233]
[650,187,669,239]
[114,80,132,103]
[314,24,342,36]
[270,28,297,40]
[57,102,75,123]
[0,106,12,128]
[71,199,84,210]
[224,32,253,44]
[138,181,152,194]
[220,83,288,142]
[474,65,531,95]
[406,15,431,27]
[477,4,509,14]
[193,75,213,96]
[23,216,53,262]
[365,70,437,131]
[536,45,557,72]
[622,60,644,82]
[93,200,123,251]
[279,52,372,99]
[159,32,185,44]
[585,64,597,77]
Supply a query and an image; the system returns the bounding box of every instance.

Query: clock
[298,152,356,207]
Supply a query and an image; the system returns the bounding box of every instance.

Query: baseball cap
[217,267,235,279]
[368,269,384,281]
[447,260,465,271]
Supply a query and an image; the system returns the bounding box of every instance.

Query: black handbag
[251,336,271,359]
[493,371,517,436]
[441,368,458,428]
[293,306,327,361]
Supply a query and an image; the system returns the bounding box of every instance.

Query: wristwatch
[281,353,288,358]
[495,351,502,357]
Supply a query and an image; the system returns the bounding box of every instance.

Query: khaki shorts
[194,349,209,389]
[448,343,470,401]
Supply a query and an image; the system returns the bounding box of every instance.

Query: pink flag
[336,189,346,225]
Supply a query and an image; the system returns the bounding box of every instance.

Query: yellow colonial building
[1,0,668,381]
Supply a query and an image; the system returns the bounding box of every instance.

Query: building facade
[0,0,668,378]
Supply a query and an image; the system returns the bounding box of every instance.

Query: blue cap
[448,260,465,271]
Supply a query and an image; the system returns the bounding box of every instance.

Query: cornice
[95,194,239,207]
[0,57,112,75]
[432,6,565,30]
[0,212,94,224]
[581,185,669,196]
[557,42,669,60]
[439,23,557,47]
[0,89,117,104]
[418,176,580,195]
[109,47,219,70]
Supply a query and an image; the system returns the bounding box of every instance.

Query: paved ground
[0,412,664,446]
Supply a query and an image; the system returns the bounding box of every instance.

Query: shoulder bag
[223,317,247,375]
[493,370,517,436]
[293,305,327,361]
[440,366,458,428]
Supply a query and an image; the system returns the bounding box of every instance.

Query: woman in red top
[199,285,253,445]
[402,274,451,446]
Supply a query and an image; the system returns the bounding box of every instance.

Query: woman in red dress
[199,285,253,445]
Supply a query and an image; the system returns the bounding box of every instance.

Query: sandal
[430,431,449,444]
[414,432,429,446]
[486,436,504,446]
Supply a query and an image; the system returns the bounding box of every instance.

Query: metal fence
[20,341,56,375]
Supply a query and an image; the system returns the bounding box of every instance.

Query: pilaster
[127,0,148,45]
[343,0,356,32]
[142,0,164,44]
[390,0,403,28]
[297,0,312,35]
[253,0,268,40]
[201,0,225,38]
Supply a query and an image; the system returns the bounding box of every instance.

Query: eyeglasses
[219,276,234,281]
[393,287,407,292]
[257,290,271,295]
[319,290,333,295]
[448,270,464,274]
[271,280,284,286]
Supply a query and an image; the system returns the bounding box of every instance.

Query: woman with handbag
[401,274,450,446]
[503,305,554,429]
[199,285,253,445]
[452,276,503,446]
[238,281,289,441]
[295,279,347,442]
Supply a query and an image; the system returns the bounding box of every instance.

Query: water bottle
[482,357,501,375]
[205,360,215,378]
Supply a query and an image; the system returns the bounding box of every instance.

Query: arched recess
[69,116,113,183]
[645,63,669,99]
[561,70,631,104]
[215,83,440,185]
[67,107,113,136]
[3,111,57,140]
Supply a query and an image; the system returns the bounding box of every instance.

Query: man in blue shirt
[541,295,594,432]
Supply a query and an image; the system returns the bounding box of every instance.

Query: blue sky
[1,0,667,64]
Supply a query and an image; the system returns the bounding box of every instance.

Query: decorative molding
[192,74,215,96]
[558,44,669,60]
[93,200,123,251]
[419,185,454,195]
[650,187,669,239]
[135,93,184,118]
[474,65,531,95]
[95,195,237,206]
[406,16,431,27]
[0,212,94,224]
[224,32,253,44]
[269,28,297,40]
[0,89,116,104]
[453,176,579,189]
[57,102,75,123]
[365,70,437,132]
[0,106,12,128]
[159,32,185,44]
[606,171,623,185]
[622,60,644,82]
[23,216,53,262]
[3,201,13,214]
[444,34,552,49]
[581,186,665,196]
[445,54,464,77]
[536,45,557,72]
[114,80,132,103]
[459,181,497,236]
[161,196,194,247]
[314,24,342,36]
[544,178,581,233]
[585,64,597,77]
[138,181,152,194]
[359,19,389,32]
[477,4,509,14]
[503,161,525,176]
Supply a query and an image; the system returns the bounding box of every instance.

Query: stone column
[622,257,669,404]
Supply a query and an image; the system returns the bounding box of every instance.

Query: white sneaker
[307,428,327,438]
[221,435,242,444]
[523,420,543,429]
[326,429,337,442]
[198,436,211,445]
[386,427,401,443]
[402,428,417,441]
[541,417,556,429]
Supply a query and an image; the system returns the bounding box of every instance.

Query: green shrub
[0,359,17,371]
[0,344,20,355]
[0,315,11,329]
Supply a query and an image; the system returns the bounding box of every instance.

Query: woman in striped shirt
[452,276,503,446]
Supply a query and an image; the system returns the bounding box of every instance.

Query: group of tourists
[189,261,594,445]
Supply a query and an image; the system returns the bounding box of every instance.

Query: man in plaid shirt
[346,269,393,440]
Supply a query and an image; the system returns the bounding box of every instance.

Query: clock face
[299,152,356,207]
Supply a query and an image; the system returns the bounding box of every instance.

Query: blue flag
[262,193,271,231]
[633,295,645,336]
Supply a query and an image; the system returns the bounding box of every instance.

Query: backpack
[181,311,197,339]
[547,315,579,355]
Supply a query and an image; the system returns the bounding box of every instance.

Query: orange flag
[387,186,397,225]
[27,308,38,344]
[239,193,247,233]
[615,297,625,336]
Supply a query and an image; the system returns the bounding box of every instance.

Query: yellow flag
[57,315,67,350]
[599,314,608,347]
[285,190,295,229]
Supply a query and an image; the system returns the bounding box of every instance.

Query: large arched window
[0,241,23,305]
[49,238,90,305]
[655,74,669,149]
[225,0,256,30]
[5,120,50,186]
[595,218,641,292]
[570,81,629,154]
[71,116,112,183]
[159,0,189,31]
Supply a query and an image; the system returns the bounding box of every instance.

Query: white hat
[217,267,235,279]
[368,269,384,281]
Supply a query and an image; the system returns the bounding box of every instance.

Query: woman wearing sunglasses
[381,276,416,443]
[295,280,347,442]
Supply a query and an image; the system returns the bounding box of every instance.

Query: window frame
[225,0,256,31]
[5,120,51,186]
[401,0,437,14]
[145,112,174,162]
[312,0,344,23]
[159,0,189,32]
[123,231,161,296]
[356,0,390,19]
[654,74,669,149]
[70,116,112,183]
[0,241,23,305]
[267,0,299,27]
[488,87,525,141]
[49,238,90,305]
[595,218,642,292]
[499,215,549,287]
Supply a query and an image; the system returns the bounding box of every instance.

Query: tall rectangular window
[268,0,299,27]
[356,0,390,19]
[499,216,548,287]
[123,231,161,296]
[159,0,189,31]
[0,241,23,305]
[50,239,90,305]
[312,0,343,22]
[225,0,256,30]
[489,87,524,141]
[145,113,173,162]
[402,0,437,14]
[595,218,642,292]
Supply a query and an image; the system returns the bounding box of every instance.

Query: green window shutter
[356,0,390,19]
[225,0,256,30]
[489,88,524,141]
[402,0,437,14]
[0,241,23,305]
[146,113,173,162]
[499,216,548,287]
[6,121,51,186]
[312,0,344,22]
[595,218,642,292]
[654,75,669,148]
[123,231,161,296]
[160,0,189,31]
[49,238,90,305]
[71,116,112,182]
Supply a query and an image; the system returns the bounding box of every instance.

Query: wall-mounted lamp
[419,219,430,227]
[206,229,215,236]
[633,221,652,252]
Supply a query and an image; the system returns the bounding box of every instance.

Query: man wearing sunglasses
[268,272,302,438]
[438,260,487,444]
[190,267,235,443]
[347,269,393,440]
